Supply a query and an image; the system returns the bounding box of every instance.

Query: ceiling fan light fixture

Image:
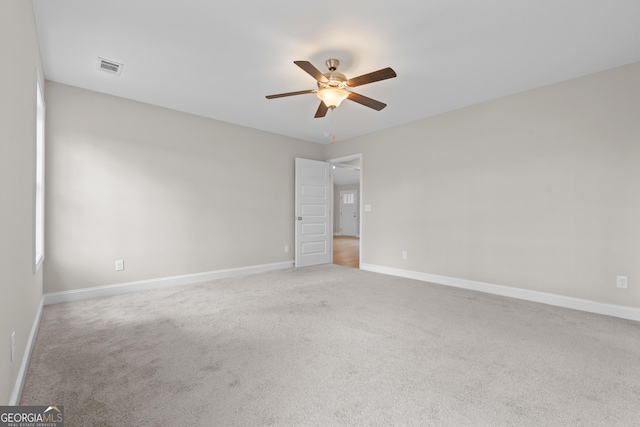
[317,87,349,108]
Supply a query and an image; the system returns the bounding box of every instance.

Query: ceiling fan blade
[346,67,397,88]
[347,92,387,111]
[314,101,328,118]
[266,89,316,99]
[294,61,329,83]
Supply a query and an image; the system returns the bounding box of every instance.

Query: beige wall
[326,62,640,308]
[0,1,45,404]
[44,82,324,293]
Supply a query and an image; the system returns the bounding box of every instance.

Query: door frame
[328,153,363,268]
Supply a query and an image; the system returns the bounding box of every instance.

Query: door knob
[294,217,302,220]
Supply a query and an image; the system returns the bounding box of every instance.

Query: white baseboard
[361,263,640,322]
[10,297,44,405]
[44,261,294,305]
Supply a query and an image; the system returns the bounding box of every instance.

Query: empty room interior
[2,1,640,425]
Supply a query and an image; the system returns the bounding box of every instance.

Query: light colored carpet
[21,264,640,426]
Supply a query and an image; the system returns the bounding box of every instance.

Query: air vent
[97,57,123,75]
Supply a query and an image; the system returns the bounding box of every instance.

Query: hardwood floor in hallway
[333,236,360,268]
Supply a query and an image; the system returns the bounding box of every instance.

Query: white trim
[327,154,361,164]
[44,261,294,305]
[10,297,44,405]
[361,263,640,322]
[334,233,361,238]
[33,71,45,274]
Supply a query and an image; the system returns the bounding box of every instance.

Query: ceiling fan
[266,59,397,118]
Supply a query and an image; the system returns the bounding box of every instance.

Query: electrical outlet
[115,259,124,271]
[11,331,15,362]
[285,245,289,253]
[402,251,408,260]
[616,276,628,289]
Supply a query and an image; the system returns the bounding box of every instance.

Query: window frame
[34,73,45,273]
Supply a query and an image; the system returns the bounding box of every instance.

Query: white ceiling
[32,0,640,144]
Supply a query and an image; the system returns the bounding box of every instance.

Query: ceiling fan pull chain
[330,108,336,144]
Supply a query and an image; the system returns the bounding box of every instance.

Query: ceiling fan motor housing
[317,71,348,90]
[321,59,348,87]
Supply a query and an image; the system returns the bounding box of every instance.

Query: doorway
[329,154,362,269]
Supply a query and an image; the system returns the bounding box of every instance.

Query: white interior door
[295,158,332,268]
[339,190,358,236]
